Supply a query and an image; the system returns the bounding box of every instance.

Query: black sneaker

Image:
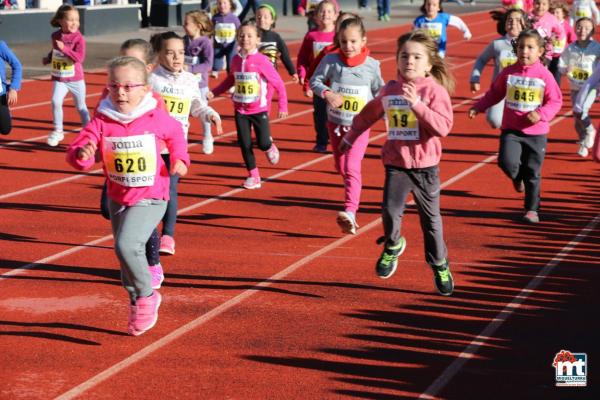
[375,237,406,279]
[430,259,454,296]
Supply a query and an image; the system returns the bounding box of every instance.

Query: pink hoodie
[346,76,453,169]
[45,30,86,82]
[296,30,335,82]
[66,97,190,206]
[532,11,566,58]
[474,60,562,135]
[212,50,288,115]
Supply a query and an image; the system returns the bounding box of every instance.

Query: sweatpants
[161,154,180,237]
[498,130,547,212]
[313,95,329,148]
[213,43,237,73]
[52,80,90,132]
[234,111,272,172]
[0,93,12,135]
[382,165,447,266]
[486,99,505,129]
[570,88,597,142]
[328,122,370,214]
[109,198,167,302]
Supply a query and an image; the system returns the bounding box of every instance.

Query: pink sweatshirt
[532,12,566,58]
[346,76,453,169]
[474,60,562,135]
[561,19,577,45]
[66,97,190,206]
[296,30,335,82]
[212,50,288,115]
[45,30,86,82]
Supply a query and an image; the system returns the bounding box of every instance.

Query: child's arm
[449,15,472,40]
[163,117,191,176]
[408,83,453,137]
[59,34,86,64]
[262,61,289,117]
[342,93,386,152]
[65,118,102,171]
[188,40,214,75]
[535,73,563,123]
[309,55,333,98]
[210,72,235,97]
[296,34,313,84]
[470,68,509,116]
[470,41,495,92]
[190,86,223,135]
[0,42,22,106]
[558,48,570,76]
[592,1,600,25]
[276,34,298,80]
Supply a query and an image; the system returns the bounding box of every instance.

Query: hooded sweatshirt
[471,35,518,84]
[184,35,214,89]
[45,29,86,82]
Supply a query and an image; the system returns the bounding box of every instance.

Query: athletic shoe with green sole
[430,259,454,296]
[375,236,406,279]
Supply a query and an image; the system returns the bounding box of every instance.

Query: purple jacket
[184,35,213,89]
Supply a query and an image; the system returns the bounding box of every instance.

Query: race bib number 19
[383,95,420,141]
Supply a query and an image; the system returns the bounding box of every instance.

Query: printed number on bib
[421,22,442,41]
[499,50,517,69]
[215,23,236,44]
[576,7,590,18]
[383,96,420,141]
[328,83,369,125]
[103,134,157,188]
[506,75,544,112]
[51,50,75,78]
[569,62,593,87]
[233,72,260,103]
[162,95,191,117]
[552,38,566,53]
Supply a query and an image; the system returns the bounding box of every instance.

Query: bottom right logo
[553,350,587,387]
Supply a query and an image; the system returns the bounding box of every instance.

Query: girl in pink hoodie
[469,29,562,224]
[209,20,288,189]
[66,57,190,336]
[340,30,455,296]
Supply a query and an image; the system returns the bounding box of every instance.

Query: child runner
[470,8,530,129]
[150,31,222,255]
[0,40,22,135]
[183,10,216,155]
[297,0,338,153]
[549,1,576,85]
[413,0,472,58]
[559,17,600,157]
[530,0,565,81]
[469,29,562,223]
[310,16,384,235]
[211,0,240,79]
[570,0,600,26]
[340,30,455,295]
[66,56,190,336]
[209,20,288,189]
[42,4,90,147]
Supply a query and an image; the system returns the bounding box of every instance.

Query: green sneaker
[430,259,454,296]
[375,237,406,279]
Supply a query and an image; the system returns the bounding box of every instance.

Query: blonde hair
[397,30,455,93]
[120,39,154,65]
[185,10,214,37]
[107,56,149,84]
[50,4,77,28]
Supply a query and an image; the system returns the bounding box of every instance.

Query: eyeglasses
[107,83,146,92]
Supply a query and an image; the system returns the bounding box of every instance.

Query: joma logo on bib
[111,140,144,151]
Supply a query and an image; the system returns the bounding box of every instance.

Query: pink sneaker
[149,264,164,289]
[243,176,261,189]
[265,143,280,165]
[128,291,162,336]
[159,235,175,255]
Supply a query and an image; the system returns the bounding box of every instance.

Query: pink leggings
[327,122,370,214]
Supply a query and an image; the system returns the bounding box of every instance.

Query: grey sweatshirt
[470,36,517,84]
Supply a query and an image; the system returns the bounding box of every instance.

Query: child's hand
[470,82,480,93]
[304,88,313,98]
[206,91,215,100]
[527,110,541,124]
[464,32,472,40]
[291,73,299,83]
[338,139,352,154]
[299,77,305,85]
[299,9,306,16]
[171,159,188,177]
[78,141,97,161]
[324,91,343,108]
[468,108,478,119]
[401,82,418,105]
[7,89,18,106]
[56,40,65,51]
[278,111,288,119]
[210,114,223,135]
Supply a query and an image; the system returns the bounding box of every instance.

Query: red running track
[0,11,599,400]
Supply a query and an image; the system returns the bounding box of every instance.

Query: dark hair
[549,0,569,17]
[513,29,547,62]
[337,16,365,38]
[490,8,531,36]
[420,0,444,15]
[237,19,262,39]
[575,17,595,36]
[50,4,77,28]
[315,0,338,15]
[120,39,154,65]
[397,30,455,93]
[150,31,184,54]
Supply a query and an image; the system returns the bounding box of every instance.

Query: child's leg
[485,99,504,130]
[108,198,167,303]
[100,180,110,220]
[312,96,329,150]
[521,134,547,212]
[160,154,180,238]
[235,111,257,172]
[51,81,69,132]
[0,94,12,135]
[382,166,413,244]
[212,46,225,73]
[579,88,597,149]
[252,112,273,152]
[199,86,212,140]
[67,80,91,127]
[498,130,524,184]
[146,228,161,266]
[224,43,237,74]
[411,166,448,266]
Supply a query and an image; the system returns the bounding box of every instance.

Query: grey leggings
[109,198,167,302]
[52,80,90,132]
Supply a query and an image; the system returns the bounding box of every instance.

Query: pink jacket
[346,76,453,169]
[212,50,288,115]
[66,104,190,206]
[532,12,566,58]
[45,30,86,82]
[474,60,562,135]
[296,30,335,82]
[562,19,577,45]
[502,0,533,13]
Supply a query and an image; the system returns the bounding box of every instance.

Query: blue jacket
[0,40,22,95]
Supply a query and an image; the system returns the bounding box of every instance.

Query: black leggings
[0,94,12,135]
[234,111,272,171]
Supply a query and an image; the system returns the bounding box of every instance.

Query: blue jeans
[160,154,180,237]
[213,43,237,73]
[377,0,390,17]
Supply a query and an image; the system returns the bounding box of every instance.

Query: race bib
[184,55,199,65]
[233,72,260,103]
[569,61,593,87]
[162,94,192,122]
[51,49,75,78]
[576,6,591,18]
[383,95,420,141]
[313,41,331,58]
[327,83,369,125]
[306,0,322,12]
[515,0,524,9]
[421,22,443,42]
[506,75,545,112]
[499,49,517,70]
[552,37,566,53]
[103,134,157,188]
[215,23,236,44]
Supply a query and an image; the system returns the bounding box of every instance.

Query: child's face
[60,10,80,34]
[398,41,432,81]
[217,0,232,14]
[576,20,594,41]
[516,37,544,65]
[237,26,259,53]
[506,12,524,38]
[339,26,366,59]
[552,8,565,21]
[533,0,549,17]
[256,8,274,31]
[316,4,337,29]
[183,16,201,38]
[120,48,154,73]
[159,38,185,72]
[108,65,148,114]
[425,0,441,18]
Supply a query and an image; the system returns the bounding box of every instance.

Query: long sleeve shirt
[574,53,600,112]
[296,30,335,82]
[558,40,600,90]
[570,0,600,25]
[184,35,213,89]
[532,12,566,58]
[413,12,471,57]
[346,76,453,169]
[470,35,518,84]
[212,12,240,48]
[474,60,562,135]
[258,29,296,76]
[0,41,22,94]
[45,29,86,82]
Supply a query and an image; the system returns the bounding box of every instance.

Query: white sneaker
[243,176,261,189]
[584,129,596,149]
[577,143,589,157]
[47,130,64,147]
[336,211,358,235]
[211,71,219,78]
[203,136,214,154]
